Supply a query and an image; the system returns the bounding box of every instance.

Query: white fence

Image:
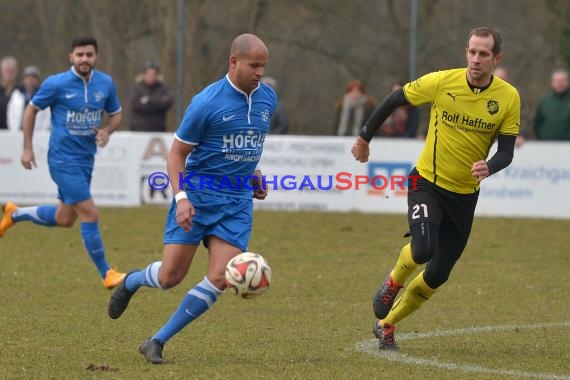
[1,131,569,219]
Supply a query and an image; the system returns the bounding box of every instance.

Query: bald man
[0,56,25,130]
[108,34,277,364]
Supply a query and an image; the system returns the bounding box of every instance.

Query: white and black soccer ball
[225,252,272,299]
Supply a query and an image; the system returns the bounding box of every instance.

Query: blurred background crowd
[1,0,568,141]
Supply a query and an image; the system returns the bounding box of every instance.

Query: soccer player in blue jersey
[108,33,277,364]
[0,36,126,289]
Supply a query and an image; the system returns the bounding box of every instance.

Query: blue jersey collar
[71,66,94,83]
[225,74,260,98]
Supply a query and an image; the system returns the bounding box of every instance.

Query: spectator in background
[534,68,570,140]
[335,80,376,136]
[261,76,288,134]
[130,61,173,132]
[0,56,25,131]
[493,66,525,147]
[492,66,509,83]
[377,82,419,138]
[21,65,51,131]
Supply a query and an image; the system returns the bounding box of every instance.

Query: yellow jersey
[404,68,520,194]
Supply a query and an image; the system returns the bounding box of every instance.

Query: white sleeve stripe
[28,101,43,111]
[108,107,122,116]
[174,133,198,146]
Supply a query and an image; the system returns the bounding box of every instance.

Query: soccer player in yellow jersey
[351,27,520,350]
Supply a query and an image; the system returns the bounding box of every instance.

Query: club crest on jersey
[260,109,271,123]
[487,100,499,115]
[94,91,104,102]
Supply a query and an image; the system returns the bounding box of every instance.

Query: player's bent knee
[410,223,439,264]
[423,269,450,289]
[158,277,183,289]
[158,271,184,289]
[411,242,436,264]
[206,273,226,291]
[57,217,76,228]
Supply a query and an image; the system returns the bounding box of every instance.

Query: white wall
[1,131,568,219]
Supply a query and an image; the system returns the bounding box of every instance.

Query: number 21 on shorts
[411,203,428,219]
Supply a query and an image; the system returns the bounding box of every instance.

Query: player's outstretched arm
[351,137,370,163]
[21,104,39,170]
[252,169,267,200]
[358,88,410,142]
[352,88,410,163]
[471,133,516,183]
[96,112,123,147]
[168,139,195,232]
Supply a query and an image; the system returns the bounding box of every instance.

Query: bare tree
[1,0,568,134]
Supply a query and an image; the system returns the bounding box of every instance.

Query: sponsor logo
[146,169,421,192]
[441,111,496,130]
[221,131,265,162]
[367,161,414,197]
[222,115,236,122]
[65,109,104,123]
[222,132,265,149]
[65,93,77,99]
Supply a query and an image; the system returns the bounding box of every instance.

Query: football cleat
[372,318,382,339]
[0,202,18,238]
[373,272,403,320]
[102,268,126,289]
[108,270,138,319]
[139,338,165,364]
[377,321,398,350]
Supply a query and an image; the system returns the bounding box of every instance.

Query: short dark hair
[71,36,98,53]
[467,27,502,56]
[142,61,160,73]
[552,67,569,76]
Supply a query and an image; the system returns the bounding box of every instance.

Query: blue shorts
[164,192,253,251]
[49,165,93,205]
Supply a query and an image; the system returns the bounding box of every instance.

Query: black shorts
[408,168,478,238]
[407,167,478,267]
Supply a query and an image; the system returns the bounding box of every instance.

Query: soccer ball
[225,252,272,298]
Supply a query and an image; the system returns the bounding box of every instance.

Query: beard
[74,63,93,76]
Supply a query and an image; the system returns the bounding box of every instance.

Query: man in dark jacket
[534,68,570,140]
[261,76,289,134]
[130,62,173,132]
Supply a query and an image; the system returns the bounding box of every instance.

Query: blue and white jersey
[31,67,121,167]
[176,74,278,198]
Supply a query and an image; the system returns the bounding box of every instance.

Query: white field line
[356,321,570,380]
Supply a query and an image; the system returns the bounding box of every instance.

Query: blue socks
[12,205,57,226]
[11,207,111,279]
[125,262,163,292]
[123,266,224,344]
[80,222,110,278]
[152,276,223,344]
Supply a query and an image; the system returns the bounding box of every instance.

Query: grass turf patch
[0,208,568,379]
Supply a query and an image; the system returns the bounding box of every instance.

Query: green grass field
[1,207,569,380]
